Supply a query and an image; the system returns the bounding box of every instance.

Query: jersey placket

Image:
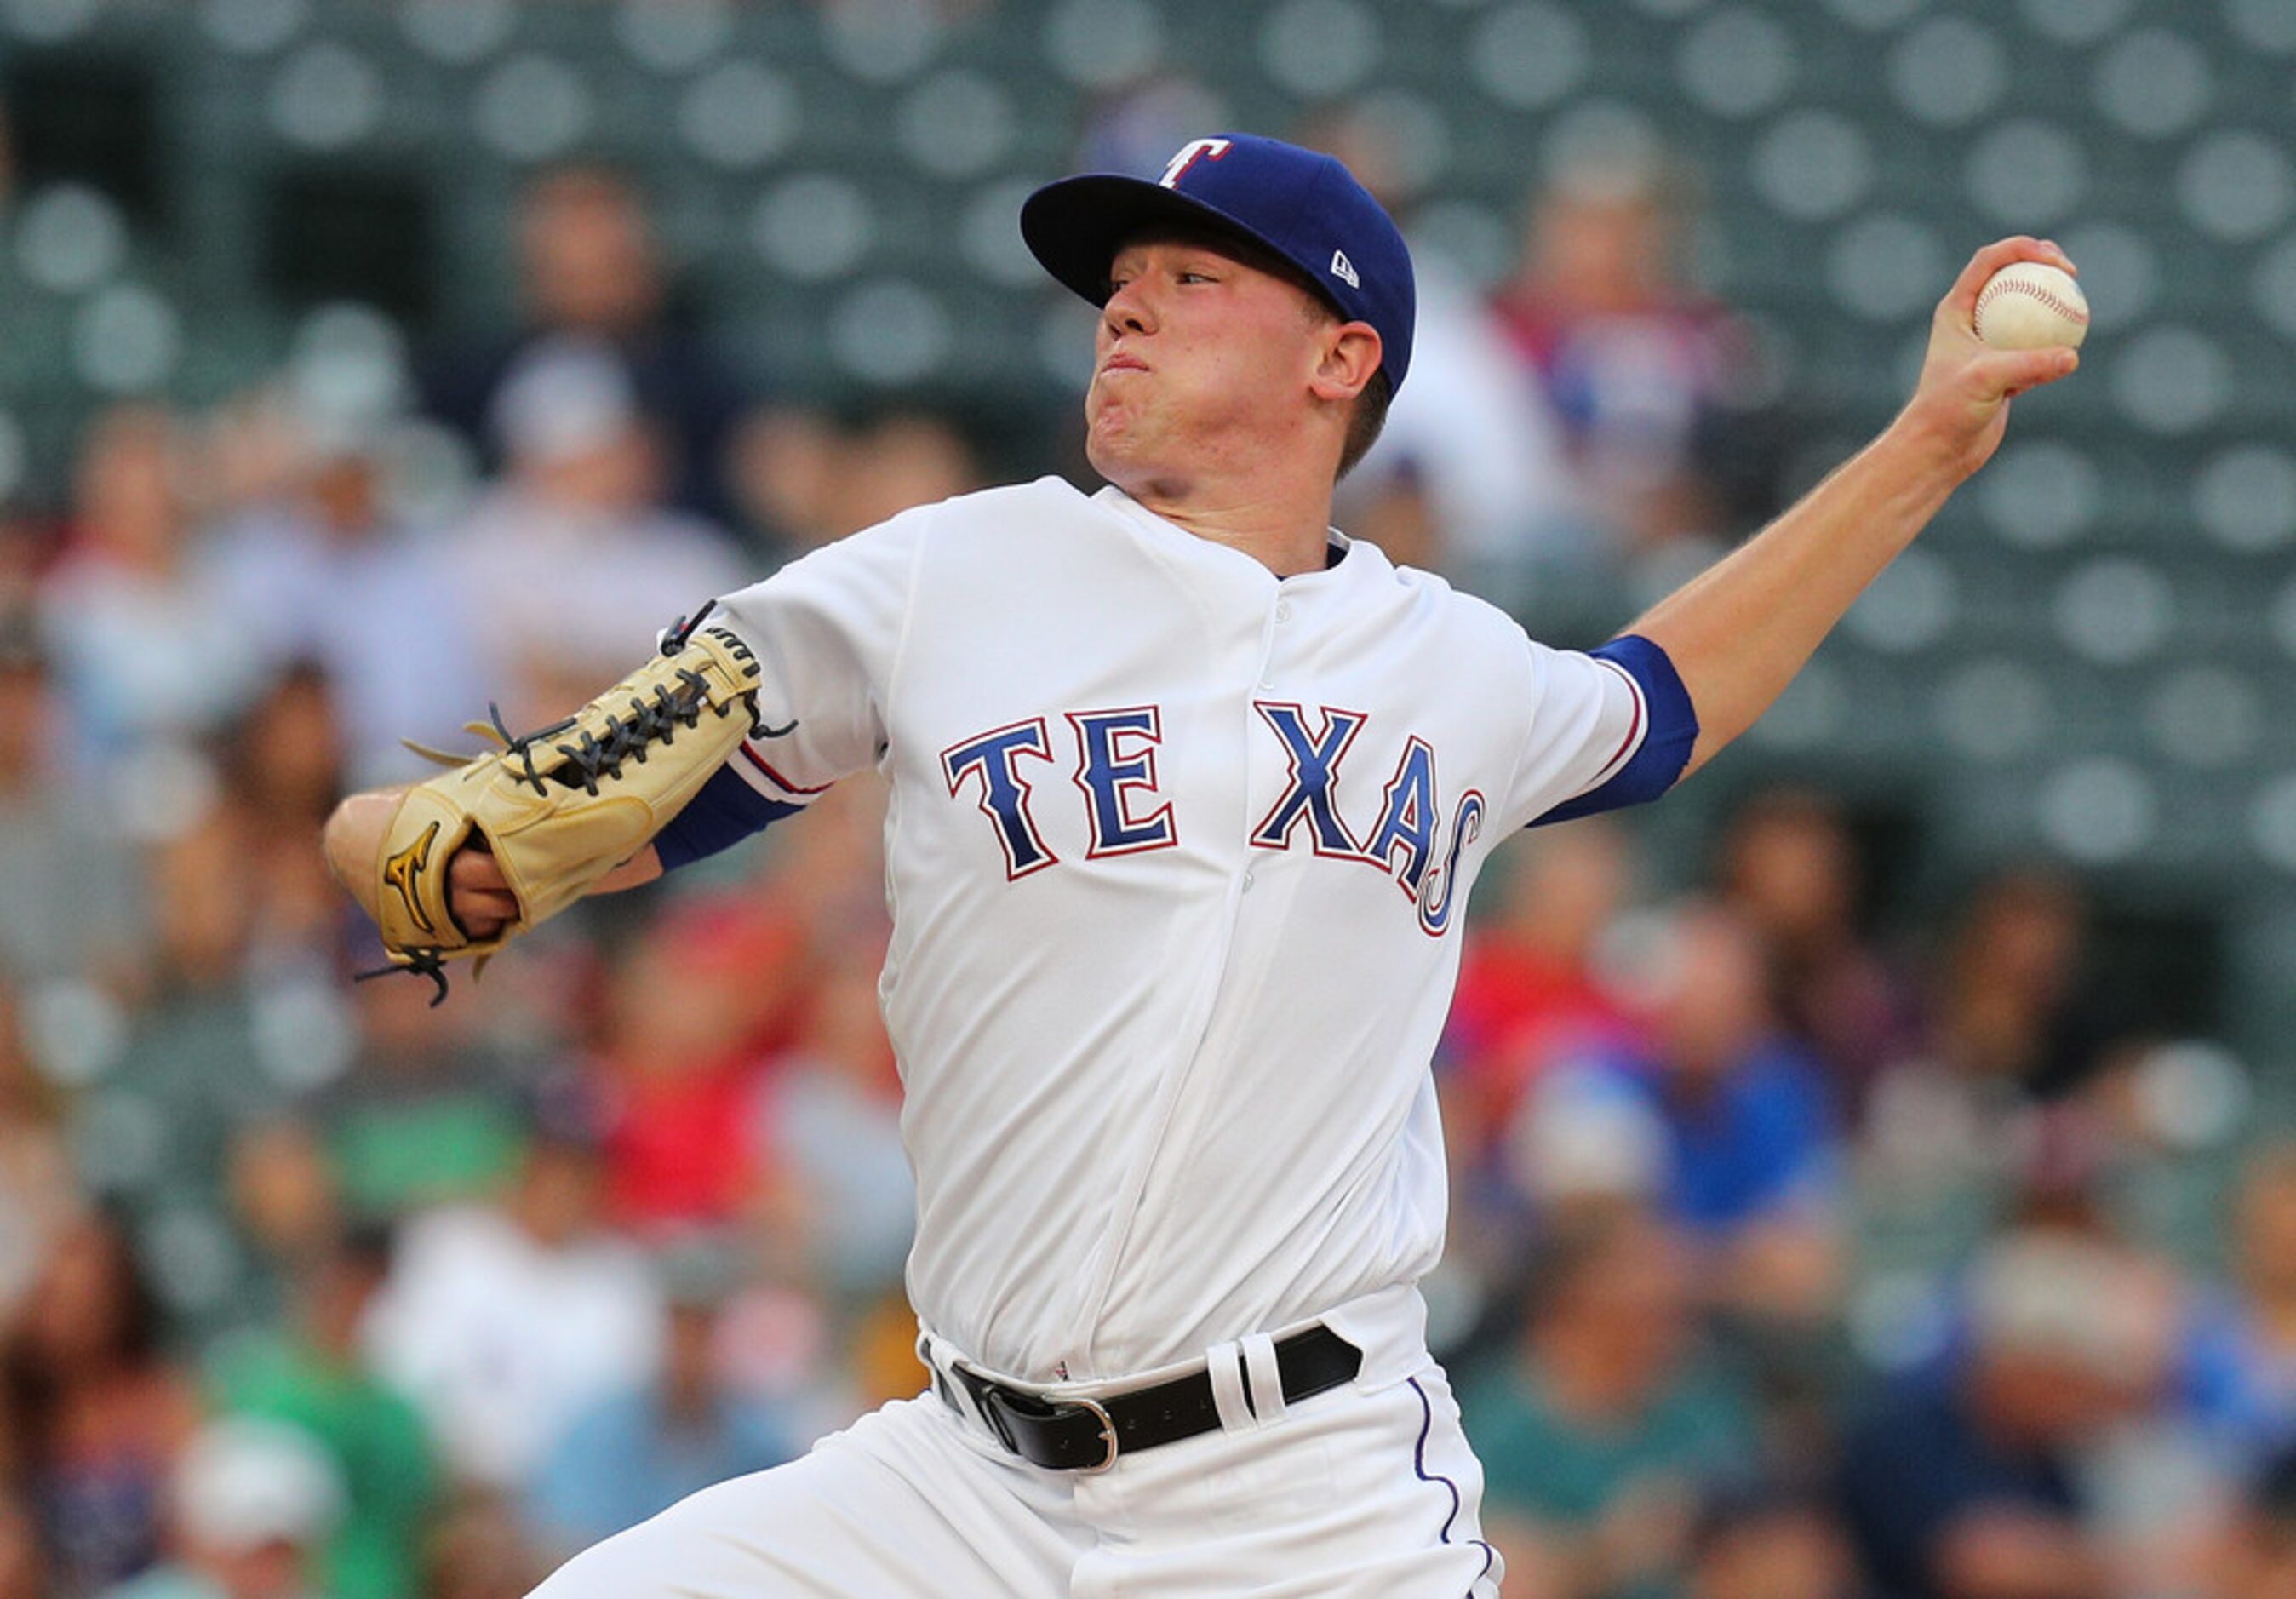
[1066,565,1333,1376]
[1055,527,1303,1379]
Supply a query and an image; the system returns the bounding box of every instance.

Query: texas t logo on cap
[1022,131,1417,393]
[1159,138,1233,189]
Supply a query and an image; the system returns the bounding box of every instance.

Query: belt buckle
[1072,1395,1119,1474]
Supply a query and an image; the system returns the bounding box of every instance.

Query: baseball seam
[1977,278,2089,328]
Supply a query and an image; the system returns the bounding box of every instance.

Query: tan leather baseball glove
[369,621,765,997]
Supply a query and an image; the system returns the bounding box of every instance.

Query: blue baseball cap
[1022,133,1417,393]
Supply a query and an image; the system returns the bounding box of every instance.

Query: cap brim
[1021,175,1339,314]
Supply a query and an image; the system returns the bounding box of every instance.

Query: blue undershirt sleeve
[1530,633,1699,827]
[654,761,806,872]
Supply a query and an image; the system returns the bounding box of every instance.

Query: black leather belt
[938,1325,1362,1473]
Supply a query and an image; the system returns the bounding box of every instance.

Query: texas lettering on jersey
[940,702,1484,936]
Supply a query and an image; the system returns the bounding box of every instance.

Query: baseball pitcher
[324,134,2079,1596]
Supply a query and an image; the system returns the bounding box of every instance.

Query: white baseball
[1974,261,2089,350]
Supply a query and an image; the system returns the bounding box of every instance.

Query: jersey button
[1274,601,1294,623]
[1242,872,1257,892]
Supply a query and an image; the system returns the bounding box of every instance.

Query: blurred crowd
[0,124,2278,1599]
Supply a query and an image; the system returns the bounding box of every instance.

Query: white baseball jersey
[709,476,1654,1384]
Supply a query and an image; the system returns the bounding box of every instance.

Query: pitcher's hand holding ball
[1904,238,2085,480]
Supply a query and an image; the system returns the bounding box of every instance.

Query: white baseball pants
[529,1355,1503,1597]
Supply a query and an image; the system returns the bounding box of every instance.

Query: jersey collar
[1094,484,1355,585]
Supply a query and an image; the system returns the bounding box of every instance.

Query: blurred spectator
[200,410,485,788]
[359,1120,664,1492]
[1502,1061,1672,1233]
[591,899,808,1237]
[421,164,759,533]
[1687,1477,1870,1599]
[0,515,43,613]
[1858,871,2098,1270]
[1462,1212,1760,1599]
[524,1238,795,1561]
[730,404,987,554]
[729,769,896,960]
[1551,903,1845,1330]
[35,406,261,781]
[422,1497,545,1599]
[71,816,295,1338]
[2217,1444,2296,1599]
[0,608,146,987]
[3,1215,203,1594]
[1339,248,1584,586]
[207,1224,435,1599]
[1492,134,1781,573]
[725,405,843,552]
[2180,1141,2296,1476]
[755,950,912,1310]
[215,668,340,849]
[1437,822,1644,1352]
[1444,820,1637,1179]
[447,335,745,726]
[1925,870,2111,1102]
[214,668,350,965]
[102,1416,341,1599]
[822,410,986,538]
[1305,105,1586,589]
[1715,790,1918,1104]
[840,1292,931,1420]
[0,971,79,1327]
[315,960,528,1224]
[1627,903,1841,1230]
[703,1251,849,1452]
[220,1121,343,1341]
[0,1499,47,1599]
[1837,1229,2179,1599]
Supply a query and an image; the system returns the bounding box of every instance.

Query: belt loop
[971,1385,1019,1455]
[1240,1332,1286,1425]
[1205,1338,1255,1433]
[925,1336,998,1441]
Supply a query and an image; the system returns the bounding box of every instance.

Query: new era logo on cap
[1021,131,1417,392]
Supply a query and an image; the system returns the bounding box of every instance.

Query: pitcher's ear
[1311,322,1383,403]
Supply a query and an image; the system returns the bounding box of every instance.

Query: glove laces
[353,947,451,1007]
[498,666,729,799]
